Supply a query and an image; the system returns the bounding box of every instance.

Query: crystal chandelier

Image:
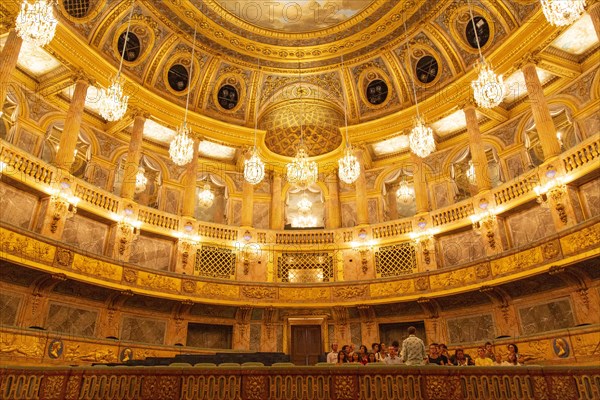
[244,59,265,185]
[468,0,505,109]
[396,178,414,204]
[15,0,57,47]
[297,194,313,213]
[540,0,586,26]
[134,166,147,194]
[97,1,135,121]
[337,55,361,185]
[170,25,197,166]
[466,160,476,185]
[292,214,318,228]
[198,184,215,208]
[409,117,436,158]
[287,63,318,189]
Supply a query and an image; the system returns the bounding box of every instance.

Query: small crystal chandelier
[169,26,198,166]
[287,63,318,189]
[409,117,436,158]
[396,178,414,204]
[15,0,57,47]
[297,193,313,213]
[244,60,265,185]
[97,1,135,121]
[134,166,148,193]
[466,160,476,185]
[468,0,505,109]
[403,20,436,158]
[540,0,586,26]
[198,184,215,208]
[337,55,361,185]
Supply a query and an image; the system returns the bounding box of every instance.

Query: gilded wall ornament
[181,280,196,293]
[53,248,74,268]
[122,268,138,283]
[333,286,366,299]
[415,276,430,291]
[48,339,63,359]
[242,286,276,299]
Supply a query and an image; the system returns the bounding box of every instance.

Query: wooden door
[291,325,322,365]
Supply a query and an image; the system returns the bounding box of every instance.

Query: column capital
[514,52,541,71]
[458,96,478,111]
[128,106,150,121]
[70,70,95,87]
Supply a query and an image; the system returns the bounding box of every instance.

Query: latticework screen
[63,0,91,18]
[375,243,416,277]
[277,253,334,283]
[194,245,236,279]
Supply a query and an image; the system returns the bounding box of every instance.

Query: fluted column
[326,172,341,229]
[182,138,200,217]
[270,172,283,229]
[386,184,399,220]
[120,114,146,200]
[521,60,561,160]
[354,150,369,225]
[588,2,600,40]
[411,153,429,214]
[464,104,492,193]
[241,179,254,227]
[55,78,90,171]
[0,29,23,111]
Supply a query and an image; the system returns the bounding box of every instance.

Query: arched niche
[194,173,228,224]
[381,168,417,221]
[112,153,163,209]
[41,123,93,178]
[450,144,504,202]
[285,184,325,230]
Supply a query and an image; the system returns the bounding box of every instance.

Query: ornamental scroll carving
[122,268,138,283]
[334,286,366,299]
[73,256,120,281]
[560,224,600,255]
[53,247,73,268]
[139,273,178,291]
[242,286,276,299]
[0,228,54,264]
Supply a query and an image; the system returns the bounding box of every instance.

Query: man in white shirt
[384,346,403,365]
[327,343,339,364]
[400,326,427,366]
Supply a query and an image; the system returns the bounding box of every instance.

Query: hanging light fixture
[198,184,215,208]
[540,0,586,26]
[466,160,476,185]
[403,20,436,158]
[297,193,313,213]
[396,177,414,204]
[134,166,148,194]
[468,0,505,109]
[287,63,318,189]
[337,55,361,185]
[244,59,265,185]
[169,25,198,166]
[97,1,135,121]
[15,0,57,47]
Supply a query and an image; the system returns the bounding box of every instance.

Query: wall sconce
[239,243,261,275]
[351,233,375,274]
[114,205,142,255]
[409,229,435,265]
[176,222,200,268]
[49,179,80,233]
[470,210,497,249]
[534,170,568,224]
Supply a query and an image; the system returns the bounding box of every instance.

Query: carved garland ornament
[242,286,276,299]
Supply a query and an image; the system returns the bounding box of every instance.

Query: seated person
[474,347,494,366]
[502,353,521,366]
[384,346,403,365]
[451,348,474,366]
[484,341,495,360]
[427,343,448,365]
[494,354,503,365]
[350,353,361,364]
[337,351,348,364]
[367,353,376,364]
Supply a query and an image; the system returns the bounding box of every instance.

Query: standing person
[327,343,339,364]
[400,326,427,366]
[427,343,448,365]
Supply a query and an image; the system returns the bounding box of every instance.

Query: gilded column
[182,138,200,217]
[326,172,341,229]
[270,172,283,229]
[54,77,90,171]
[464,103,492,193]
[354,150,369,225]
[120,113,146,200]
[0,29,23,109]
[411,153,429,214]
[588,2,600,41]
[521,60,561,160]
[386,184,399,221]
[241,178,254,227]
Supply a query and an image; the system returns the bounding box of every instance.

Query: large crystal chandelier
[468,0,505,109]
[396,178,414,204]
[134,166,148,194]
[97,1,135,121]
[337,55,361,185]
[540,0,586,26]
[297,194,313,213]
[15,0,57,47]
[169,26,197,166]
[198,184,215,208]
[244,60,265,185]
[287,64,318,189]
[409,117,436,158]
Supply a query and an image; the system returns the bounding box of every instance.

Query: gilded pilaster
[0,29,22,112]
[386,184,399,221]
[354,150,369,226]
[270,172,283,229]
[411,153,430,214]
[588,2,600,41]
[326,172,341,229]
[182,138,200,218]
[120,113,147,200]
[241,179,254,227]
[463,104,492,193]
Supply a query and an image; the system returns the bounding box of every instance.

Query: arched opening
[194,174,228,224]
[285,185,325,229]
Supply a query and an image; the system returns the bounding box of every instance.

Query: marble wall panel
[568,187,584,222]
[518,298,576,335]
[379,322,426,346]
[163,188,180,215]
[0,183,38,229]
[580,178,600,218]
[62,214,108,256]
[249,324,261,352]
[328,324,335,344]
[46,303,98,337]
[433,182,450,209]
[186,323,233,349]
[189,304,237,318]
[350,322,362,347]
[506,205,556,248]
[51,280,112,303]
[16,129,38,154]
[128,235,173,271]
[276,325,283,352]
[253,202,270,229]
[438,230,485,268]
[231,200,242,226]
[87,163,110,190]
[447,314,495,345]
[368,198,378,224]
[0,292,22,326]
[366,171,379,190]
[505,153,525,180]
[582,114,599,140]
[120,315,166,345]
[341,203,356,228]
[34,199,48,233]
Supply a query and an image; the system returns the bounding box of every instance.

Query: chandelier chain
[116,0,136,80]
[467,0,485,63]
[183,24,197,126]
[403,19,421,118]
